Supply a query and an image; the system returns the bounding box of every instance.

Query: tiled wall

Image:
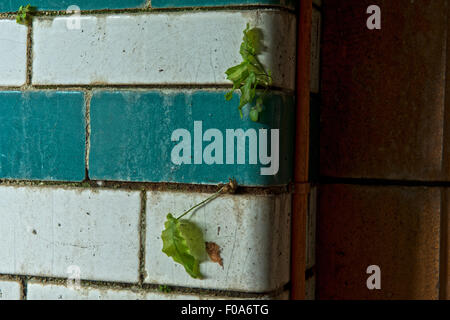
[0,1,296,300]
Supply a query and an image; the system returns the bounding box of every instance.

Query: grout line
[141,4,295,14]
[138,191,147,286]
[20,278,27,300]
[25,20,33,86]
[0,84,295,95]
[0,14,15,20]
[0,5,295,17]
[84,91,92,181]
[0,179,292,195]
[0,86,22,91]
[320,176,450,188]
[0,273,285,299]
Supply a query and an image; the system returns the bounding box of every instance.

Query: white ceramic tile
[32,11,296,89]
[145,191,291,292]
[0,186,141,283]
[0,20,27,86]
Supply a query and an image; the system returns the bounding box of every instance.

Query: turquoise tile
[151,0,295,8]
[0,91,85,181]
[0,1,146,12]
[90,90,295,186]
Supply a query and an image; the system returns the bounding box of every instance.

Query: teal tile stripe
[0,0,293,11]
[90,90,295,186]
[0,1,146,12]
[0,91,85,181]
[151,0,295,8]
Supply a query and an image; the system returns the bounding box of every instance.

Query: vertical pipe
[440,190,449,300]
[440,1,450,300]
[291,0,312,300]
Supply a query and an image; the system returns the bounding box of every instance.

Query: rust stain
[291,0,312,300]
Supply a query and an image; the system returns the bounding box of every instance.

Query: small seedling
[161,179,237,279]
[225,24,272,122]
[158,285,172,293]
[16,4,36,26]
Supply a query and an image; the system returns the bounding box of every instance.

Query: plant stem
[176,186,226,220]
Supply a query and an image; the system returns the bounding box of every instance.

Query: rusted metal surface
[291,0,312,300]
[317,184,441,300]
[320,0,447,181]
[291,189,309,300]
[295,0,312,184]
[441,1,450,300]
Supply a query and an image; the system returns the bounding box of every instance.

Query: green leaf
[249,108,259,122]
[178,219,207,261]
[224,23,271,121]
[239,72,257,109]
[256,96,263,112]
[161,213,205,279]
[158,285,172,293]
[225,62,249,83]
[239,25,254,57]
[225,91,234,101]
[245,28,261,53]
[16,4,36,26]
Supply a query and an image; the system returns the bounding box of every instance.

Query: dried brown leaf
[205,242,224,268]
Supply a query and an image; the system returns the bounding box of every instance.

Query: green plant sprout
[158,285,172,293]
[161,179,237,279]
[225,23,272,122]
[16,4,36,26]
